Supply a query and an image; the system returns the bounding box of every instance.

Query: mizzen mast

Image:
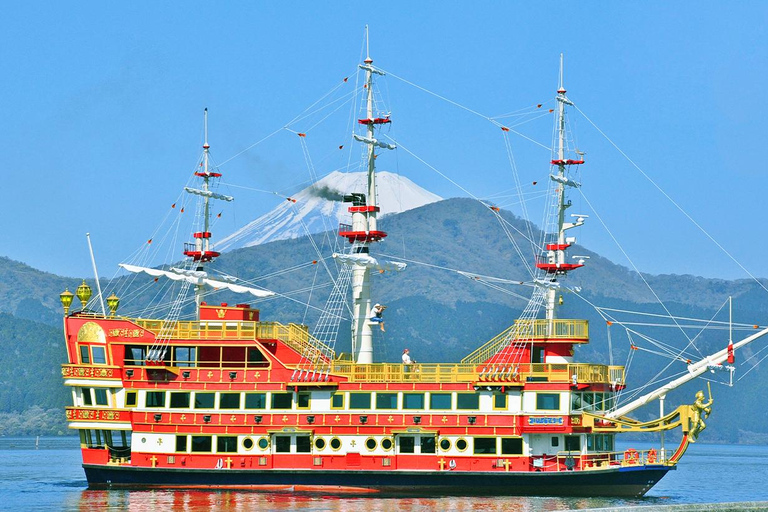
[537,54,587,321]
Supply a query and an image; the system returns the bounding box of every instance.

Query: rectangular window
[146,391,166,408]
[219,393,241,409]
[124,346,145,366]
[571,392,583,411]
[456,393,480,410]
[565,435,580,452]
[584,392,594,411]
[429,393,452,410]
[175,435,188,452]
[194,392,215,409]
[79,345,90,364]
[125,391,137,408]
[94,388,109,406]
[376,393,398,409]
[217,436,238,453]
[297,392,310,409]
[191,436,212,453]
[173,346,197,367]
[271,392,293,409]
[296,435,311,453]
[403,393,424,410]
[473,437,497,455]
[399,436,415,454]
[536,393,560,411]
[244,393,266,409]
[604,434,614,452]
[501,437,523,455]
[331,393,345,409]
[82,388,93,406]
[91,346,107,365]
[421,436,436,454]
[551,436,559,448]
[275,436,291,453]
[493,394,508,410]
[247,347,266,366]
[349,393,372,409]
[170,392,191,409]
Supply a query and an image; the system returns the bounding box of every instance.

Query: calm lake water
[1,437,766,511]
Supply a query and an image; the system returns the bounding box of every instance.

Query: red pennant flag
[180,208,185,213]
[339,145,343,149]
[154,277,159,282]
[298,133,306,137]
[537,104,542,108]
[312,260,318,264]
[532,181,538,185]
[343,77,348,82]
[217,212,222,218]
[501,127,510,132]
[549,109,554,113]
[147,239,153,244]
[171,203,176,208]
[727,340,735,364]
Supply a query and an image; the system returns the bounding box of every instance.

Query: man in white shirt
[402,348,412,365]
[370,303,387,332]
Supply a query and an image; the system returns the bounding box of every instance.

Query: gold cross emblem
[150,455,158,468]
[282,415,289,423]
[157,438,163,445]
[334,415,341,422]
[225,457,233,469]
[207,371,214,378]
[387,415,394,423]
[350,440,356,447]
[441,415,448,424]
[179,414,186,421]
[230,415,237,423]
[255,372,261,379]
[438,458,447,470]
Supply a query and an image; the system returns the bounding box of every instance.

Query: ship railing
[569,447,667,470]
[462,319,590,364]
[292,361,624,385]
[132,319,336,359]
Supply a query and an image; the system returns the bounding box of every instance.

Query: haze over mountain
[217,171,442,251]
[2,198,768,442]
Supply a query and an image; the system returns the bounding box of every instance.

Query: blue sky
[2,2,767,280]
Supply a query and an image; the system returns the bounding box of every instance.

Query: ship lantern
[59,288,75,315]
[76,280,92,310]
[106,293,120,317]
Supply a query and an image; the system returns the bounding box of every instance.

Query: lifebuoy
[624,449,639,464]
[647,448,657,464]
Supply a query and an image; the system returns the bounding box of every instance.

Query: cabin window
[536,393,560,411]
[79,345,90,364]
[399,436,415,454]
[330,437,342,450]
[403,393,424,410]
[551,436,560,447]
[314,438,326,450]
[124,346,145,366]
[170,392,191,409]
[220,393,241,409]
[583,392,594,410]
[176,435,188,452]
[473,437,497,455]
[217,436,238,453]
[297,392,311,409]
[586,434,614,452]
[365,438,377,451]
[94,388,109,406]
[146,391,166,408]
[91,346,107,365]
[493,393,508,410]
[456,438,468,451]
[275,436,291,453]
[247,347,266,366]
[245,393,267,409]
[271,392,293,409]
[243,438,255,450]
[381,438,393,451]
[421,436,436,454]
[456,393,480,410]
[331,393,345,409]
[173,347,196,367]
[439,438,451,451]
[296,435,311,453]
[532,346,545,364]
[191,436,212,452]
[501,437,523,455]
[82,388,93,406]
[376,393,398,409]
[565,435,580,452]
[349,393,371,409]
[194,392,215,409]
[258,437,269,450]
[571,392,584,411]
[429,393,452,410]
[198,346,221,368]
[125,391,137,408]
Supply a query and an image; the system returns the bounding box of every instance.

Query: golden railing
[132,319,335,359]
[295,361,624,385]
[462,319,590,364]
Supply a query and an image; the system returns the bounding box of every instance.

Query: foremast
[182,108,234,317]
[537,54,587,322]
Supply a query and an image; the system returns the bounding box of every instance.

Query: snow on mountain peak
[217,171,442,251]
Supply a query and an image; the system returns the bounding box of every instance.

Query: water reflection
[70,489,655,512]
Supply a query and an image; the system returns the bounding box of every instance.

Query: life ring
[647,448,657,464]
[624,449,639,464]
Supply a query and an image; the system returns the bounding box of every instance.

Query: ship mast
[336,28,399,364]
[538,54,586,321]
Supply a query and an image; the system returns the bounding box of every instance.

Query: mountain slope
[217,170,442,251]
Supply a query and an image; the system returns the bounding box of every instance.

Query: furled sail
[332,253,406,272]
[119,264,274,297]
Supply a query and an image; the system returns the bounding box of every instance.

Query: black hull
[84,464,674,498]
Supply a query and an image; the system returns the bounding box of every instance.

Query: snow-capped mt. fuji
[217,171,442,251]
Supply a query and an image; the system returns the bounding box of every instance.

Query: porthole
[381,438,393,451]
[439,438,451,451]
[456,438,468,452]
[243,437,254,451]
[257,437,269,450]
[365,438,377,451]
[330,437,342,451]
[315,437,326,450]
